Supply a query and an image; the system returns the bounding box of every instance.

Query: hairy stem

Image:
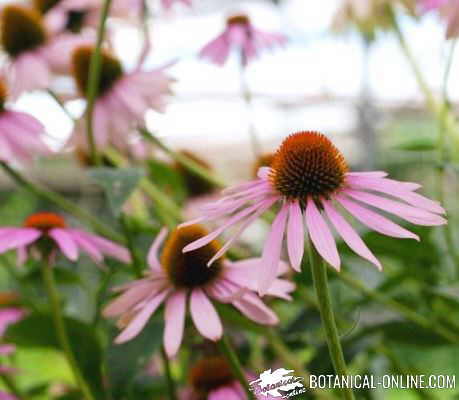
[41,260,95,400]
[85,0,113,165]
[308,246,355,400]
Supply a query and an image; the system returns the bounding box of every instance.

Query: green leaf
[106,318,163,397]
[215,303,265,334]
[89,167,144,216]
[5,313,103,394]
[146,159,187,204]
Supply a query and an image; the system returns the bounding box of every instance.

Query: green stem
[217,335,255,400]
[161,347,177,400]
[85,0,113,165]
[119,213,144,277]
[140,128,226,188]
[41,259,95,400]
[239,63,262,158]
[0,373,24,399]
[47,90,75,122]
[0,162,124,243]
[308,247,355,400]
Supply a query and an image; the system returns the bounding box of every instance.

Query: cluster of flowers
[0,0,450,398]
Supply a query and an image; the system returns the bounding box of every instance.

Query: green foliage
[89,167,144,216]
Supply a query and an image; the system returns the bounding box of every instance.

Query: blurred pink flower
[182,131,446,295]
[0,78,51,163]
[0,212,130,264]
[0,393,17,400]
[181,356,278,400]
[103,225,294,357]
[199,14,287,66]
[162,0,192,9]
[0,5,82,98]
[70,46,173,151]
[0,308,24,337]
[419,0,459,38]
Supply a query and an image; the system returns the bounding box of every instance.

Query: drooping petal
[0,228,41,254]
[164,290,187,357]
[147,228,168,271]
[70,231,103,263]
[287,200,304,272]
[232,292,278,325]
[48,228,79,261]
[322,200,381,270]
[258,204,289,296]
[344,189,446,226]
[305,198,340,270]
[336,195,419,241]
[190,288,223,341]
[115,289,170,344]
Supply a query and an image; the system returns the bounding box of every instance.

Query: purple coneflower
[0,5,80,98]
[70,45,173,151]
[0,212,130,264]
[0,78,51,163]
[181,356,277,400]
[199,14,287,66]
[103,225,294,357]
[182,131,446,295]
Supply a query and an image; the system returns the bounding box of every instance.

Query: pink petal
[48,228,79,261]
[70,232,103,263]
[287,200,304,272]
[232,292,278,325]
[209,386,242,400]
[115,289,170,344]
[190,288,222,341]
[103,281,164,317]
[258,204,289,296]
[305,198,340,270]
[147,228,168,271]
[163,290,186,357]
[344,189,446,226]
[323,200,381,270]
[0,228,41,254]
[336,195,419,241]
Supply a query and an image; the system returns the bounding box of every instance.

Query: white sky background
[13,0,459,154]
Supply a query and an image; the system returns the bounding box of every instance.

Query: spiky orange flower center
[190,357,234,395]
[227,14,250,27]
[270,131,348,200]
[160,225,223,288]
[24,212,66,231]
[1,5,47,58]
[71,46,124,98]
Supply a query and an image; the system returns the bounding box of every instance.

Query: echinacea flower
[0,78,51,163]
[0,5,80,98]
[418,0,459,38]
[181,356,277,400]
[182,131,446,295]
[0,212,130,264]
[199,14,287,66]
[70,45,173,151]
[103,225,294,357]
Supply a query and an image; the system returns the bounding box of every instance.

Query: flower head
[0,212,130,264]
[199,13,287,66]
[181,356,277,400]
[0,77,51,163]
[103,225,294,357]
[182,131,446,295]
[70,45,173,151]
[0,5,78,97]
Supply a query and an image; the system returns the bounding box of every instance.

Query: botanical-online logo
[249,368,306,398]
